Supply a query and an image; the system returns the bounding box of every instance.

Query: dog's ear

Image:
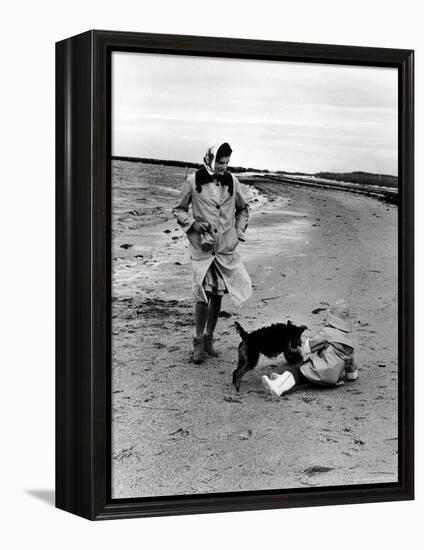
[287,320,292,326]
[299,324,308,333]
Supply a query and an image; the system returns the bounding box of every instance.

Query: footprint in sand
[303,466,335,475]
[299,465,335,485]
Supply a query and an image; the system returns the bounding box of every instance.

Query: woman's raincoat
[172,143,252,307]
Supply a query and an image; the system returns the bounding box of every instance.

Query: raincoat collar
[195,166,233,189]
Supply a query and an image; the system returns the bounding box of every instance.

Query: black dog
[232,320,307,391]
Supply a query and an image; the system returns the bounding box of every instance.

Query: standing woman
[173,142,252,363]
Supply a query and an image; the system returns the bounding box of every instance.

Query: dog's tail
[234,321,248,340]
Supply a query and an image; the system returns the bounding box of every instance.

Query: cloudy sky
[112,52,398,175]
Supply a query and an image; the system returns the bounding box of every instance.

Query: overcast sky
[112,52,398,175]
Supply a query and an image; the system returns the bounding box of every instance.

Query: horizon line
[111,155,398,179]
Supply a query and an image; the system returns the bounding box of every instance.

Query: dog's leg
[232,345,259,392]
[232,345,248,391]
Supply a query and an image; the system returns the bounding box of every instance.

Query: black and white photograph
[111,51,399,499]
[2,0,422,541]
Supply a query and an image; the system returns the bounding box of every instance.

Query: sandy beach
[111,160,398,498]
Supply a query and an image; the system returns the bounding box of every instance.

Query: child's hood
[325,312,350,333]
[321,326,354,349]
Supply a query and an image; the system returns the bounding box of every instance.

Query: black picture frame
[55,29,414,520]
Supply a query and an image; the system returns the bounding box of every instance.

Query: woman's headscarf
[195,141,234,195]
[203,142,232,175]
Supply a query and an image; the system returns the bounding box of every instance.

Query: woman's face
[214,155,230,175]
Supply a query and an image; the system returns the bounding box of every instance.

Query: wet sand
[111,161,398,498]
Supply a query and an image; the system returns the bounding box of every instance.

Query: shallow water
[112,161,312,301]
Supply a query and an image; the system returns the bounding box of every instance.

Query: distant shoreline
[112,155,398,189]
[238,174,398,205]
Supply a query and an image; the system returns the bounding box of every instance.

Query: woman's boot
[204,334,219,356]
[193,336,204,364]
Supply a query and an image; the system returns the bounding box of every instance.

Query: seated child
[261,300,358,397]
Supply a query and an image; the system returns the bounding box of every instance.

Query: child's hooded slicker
[172,142,252,307]
[300,302,357,385]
